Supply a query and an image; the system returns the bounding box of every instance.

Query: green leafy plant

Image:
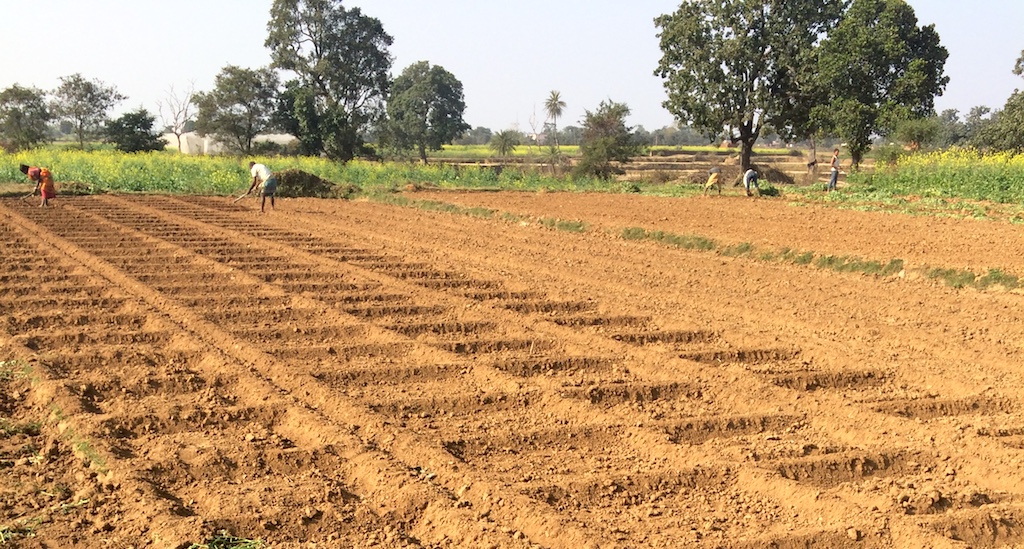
[189,531,265,549]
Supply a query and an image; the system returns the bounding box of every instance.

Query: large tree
[105,108,167,153]
[385,61,470,164]
[573,100,643,180]
[0,84,51,151]
[814,0,948,166]
[194,65,279,154]
[655,0,844,170]
[51,73,125,149]
[266,0,393,161]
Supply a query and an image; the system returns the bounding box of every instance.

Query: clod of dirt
[274,169,357,199]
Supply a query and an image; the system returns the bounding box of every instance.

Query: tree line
[2,0,1023,178]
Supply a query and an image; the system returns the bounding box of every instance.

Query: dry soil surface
[2,191,1024,548]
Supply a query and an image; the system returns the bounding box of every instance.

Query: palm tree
[544,90,566,150]
[489,129,520,160]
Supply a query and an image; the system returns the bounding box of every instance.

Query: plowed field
[2,192,1024,548]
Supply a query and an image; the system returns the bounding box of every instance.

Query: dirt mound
[686,164,793,188]
[275,169,356,199]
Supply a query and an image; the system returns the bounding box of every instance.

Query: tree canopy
[573,100,643,180]
[0,84,51,151]
[105,108,167,153]
[489,129,520,159]
[266,0,392,161]
[194,65,279,154]
[51,73,125,149]
[655,0,844,170]
[815,0,948,165]
[385,61,470,164]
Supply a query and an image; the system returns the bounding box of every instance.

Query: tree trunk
[740,139,754,172]
[738,120,759,172]
[419,143,428,164]
[808,136,818,172]
[806,135,819,184]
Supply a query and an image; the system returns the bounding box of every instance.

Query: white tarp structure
[162,132,296,155]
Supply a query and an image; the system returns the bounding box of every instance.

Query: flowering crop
[850,149,1024,203]
[1,149,615,195]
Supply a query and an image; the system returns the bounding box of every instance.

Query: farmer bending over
[20,164,56,207]
[743,168,760,198]
[703,167,722,196]
[247,161,278,213]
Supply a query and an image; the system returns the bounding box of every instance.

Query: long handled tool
[232,190,252,203]
[20,189,36,202]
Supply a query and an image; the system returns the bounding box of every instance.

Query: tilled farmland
[2,193,1024,548]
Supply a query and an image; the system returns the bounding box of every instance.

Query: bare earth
[2,191,1024,548]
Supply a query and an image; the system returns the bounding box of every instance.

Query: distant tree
[961,106,994,146]
[573,100,643,180]
[157,82,197,153]
[971,55,1024,155]
[266,0,392,161]
[455,126,492,146]
[194,65,279,154]
[0,84,51,151]
[559,125,583,146]
[105,108,167,153]
[489,129,520,159]
[544,90,566,150]
[977,92,1024,153]
[815,0,949,166]
[385,61,470,164]
[893,116,942,151]
[51,73,125,149]
[656,0,844,170]
[934,109,966,147]
[633,125,653,147]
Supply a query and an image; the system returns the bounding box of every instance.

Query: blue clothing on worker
[743,169,759,195]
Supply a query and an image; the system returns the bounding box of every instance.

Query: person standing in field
[20,164,56,207]
[743,168,760,197]
[246,161,278,213]
[828,148,840,192]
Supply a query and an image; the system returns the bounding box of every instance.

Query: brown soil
[2,191,1024,548]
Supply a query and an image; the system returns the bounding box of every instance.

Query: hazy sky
[1,0,1020,132]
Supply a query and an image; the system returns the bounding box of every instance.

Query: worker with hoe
[19,164,56,207]
[245,161,278,213]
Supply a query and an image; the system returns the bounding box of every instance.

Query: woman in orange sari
[20,164,56,207]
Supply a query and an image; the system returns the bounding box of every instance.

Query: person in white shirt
[246,161,278,212]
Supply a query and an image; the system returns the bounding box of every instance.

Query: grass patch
[0,419,42,437]
[646,230,717,250]
[71,440,107,472]
[500,211,527,224]
[539,217,587,232]
[0,523,36,543]
[791,251,815,265]
[975,268,1020,290]
[721,242,754,257]
[0,360,30,381]
[372,194,497,219]
[188,531,265,549]
[926,267,976,289]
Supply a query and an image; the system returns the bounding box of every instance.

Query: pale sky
[1,0,1020,132]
